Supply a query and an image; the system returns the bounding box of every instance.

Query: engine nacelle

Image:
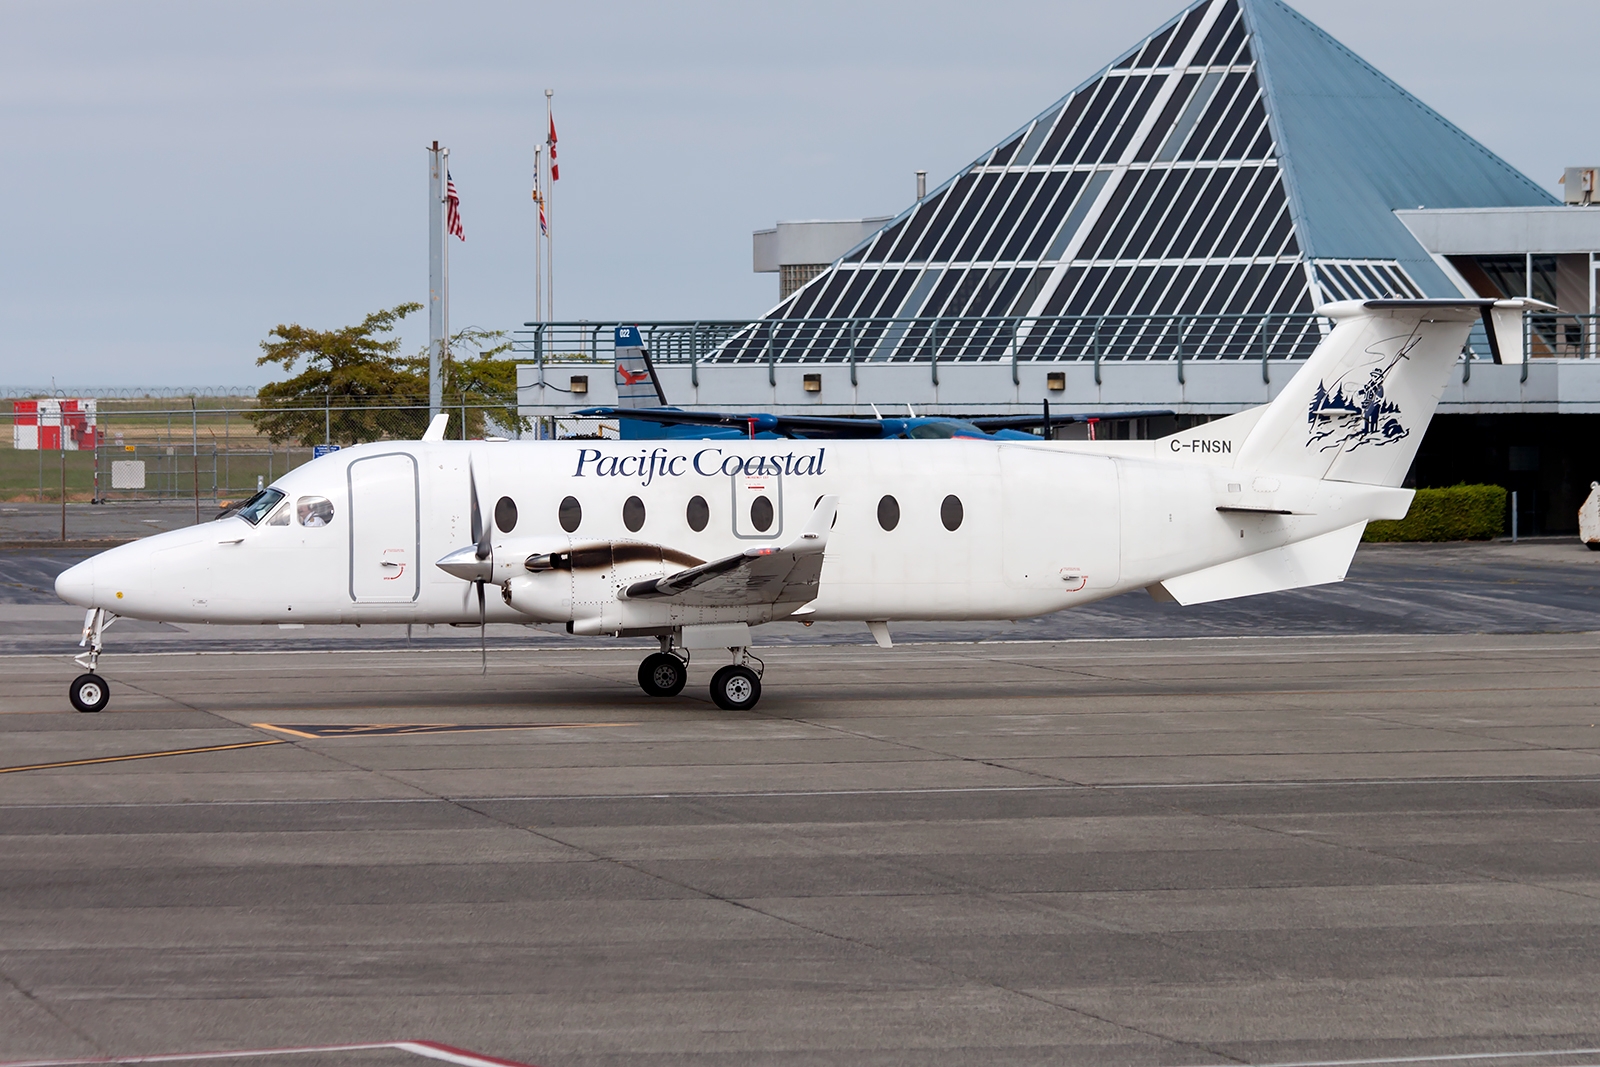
[501,571,571,623]
[501,539,706,633]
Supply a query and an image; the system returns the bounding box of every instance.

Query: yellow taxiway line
[0,739,286,775]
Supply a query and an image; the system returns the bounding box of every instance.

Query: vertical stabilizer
[613,325,668,408]
[1235,298,1548,487]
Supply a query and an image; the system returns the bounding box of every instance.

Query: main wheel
[709,665,761,711]
[638,653,688,697]
[69,673,110,713]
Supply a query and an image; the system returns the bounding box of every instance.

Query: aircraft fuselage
[57,437,1394,632]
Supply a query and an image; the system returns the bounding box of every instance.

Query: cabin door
[347,452,420,602]
[731,468,783,539]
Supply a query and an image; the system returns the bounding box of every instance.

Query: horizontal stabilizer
[1149,522,1366,606]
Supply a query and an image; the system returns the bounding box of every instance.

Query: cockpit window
[907,420,984,439]
[232,489,285,526]
[268,502,291,526]
[298,496,335,527]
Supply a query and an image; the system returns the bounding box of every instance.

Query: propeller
[471,459,490,674]
[436,458,494,673]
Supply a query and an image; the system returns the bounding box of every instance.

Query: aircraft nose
[54,558,96,607]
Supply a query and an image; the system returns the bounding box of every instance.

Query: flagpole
[545,88,554,323]
[427,141,447,420]
[532,144,543,323]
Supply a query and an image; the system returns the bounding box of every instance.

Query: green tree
[247,304,527,445]
[419,326,528,440]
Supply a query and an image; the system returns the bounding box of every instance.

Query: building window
[558,496,582,533]
[878,494,900,531]
[780,263,828,299]
[941,495,963,531]
[686,495,709,532]
[623,495,646,533]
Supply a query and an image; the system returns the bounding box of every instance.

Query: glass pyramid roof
[716,0,1555,365]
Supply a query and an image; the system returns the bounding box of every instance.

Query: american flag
[547,115,559,181]
[446,172,464,241]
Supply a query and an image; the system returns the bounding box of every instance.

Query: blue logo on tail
[1306,335,1421,452]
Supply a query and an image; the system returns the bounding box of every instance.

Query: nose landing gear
[70,608,116,713]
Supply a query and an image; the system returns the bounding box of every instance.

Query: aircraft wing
[970,408,1175,432]
[622,497,837,607]
[575,406,889,439]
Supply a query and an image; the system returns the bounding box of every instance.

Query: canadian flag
[548,114,559,181]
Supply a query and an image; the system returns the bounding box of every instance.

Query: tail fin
[1236,298,1549,487]
[613,325,667,408]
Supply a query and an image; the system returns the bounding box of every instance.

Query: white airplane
[54,298,1543,713]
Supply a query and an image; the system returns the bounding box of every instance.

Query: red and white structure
[11,399,98,451]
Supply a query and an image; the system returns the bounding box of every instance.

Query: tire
[1587,541,1600,552]
[638,653,687,697]
[710,665,761,711]
[69,673,110,713]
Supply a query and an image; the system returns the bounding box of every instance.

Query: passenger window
[686,495,709,532]
[623,495,646,533]
[941,494,963,531]
[297,496,334,527]
[495,496,518,533]
[750,495,774,532]
[559,495,582,533]
[268,502,291,526]
[877,494,900,531]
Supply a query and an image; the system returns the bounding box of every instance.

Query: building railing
[515,312,1600,383]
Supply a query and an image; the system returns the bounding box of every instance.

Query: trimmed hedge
[1363,484,1506,542]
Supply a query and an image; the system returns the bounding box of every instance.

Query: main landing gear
[70,608,116,713]
[635,635,764,710]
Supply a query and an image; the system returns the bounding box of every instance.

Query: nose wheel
[69,674,110,713]
[69,608,117,713]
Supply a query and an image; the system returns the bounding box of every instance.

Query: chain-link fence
[2,399,567,504]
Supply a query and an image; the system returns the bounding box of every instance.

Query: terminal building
[520,0,1600,531]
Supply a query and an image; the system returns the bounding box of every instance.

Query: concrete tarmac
[3,628,1599,1065]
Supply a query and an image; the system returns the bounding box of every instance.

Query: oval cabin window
[622,495,646,533]
[940,494,963,531]
[686,495,709,532]
[750,495,774,532]
[494,496,518,533]
[877,494,900,531]
[558,495,582,533]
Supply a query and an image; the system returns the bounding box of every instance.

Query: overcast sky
[1,0,1593,389]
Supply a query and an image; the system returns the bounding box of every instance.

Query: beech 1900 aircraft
[54,298,1544,713]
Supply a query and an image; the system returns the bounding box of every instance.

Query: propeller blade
[470,456,492,563]
[477,579,487,674]
[469,458,483,546]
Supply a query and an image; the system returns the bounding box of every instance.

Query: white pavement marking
[0,1039,539,1067]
